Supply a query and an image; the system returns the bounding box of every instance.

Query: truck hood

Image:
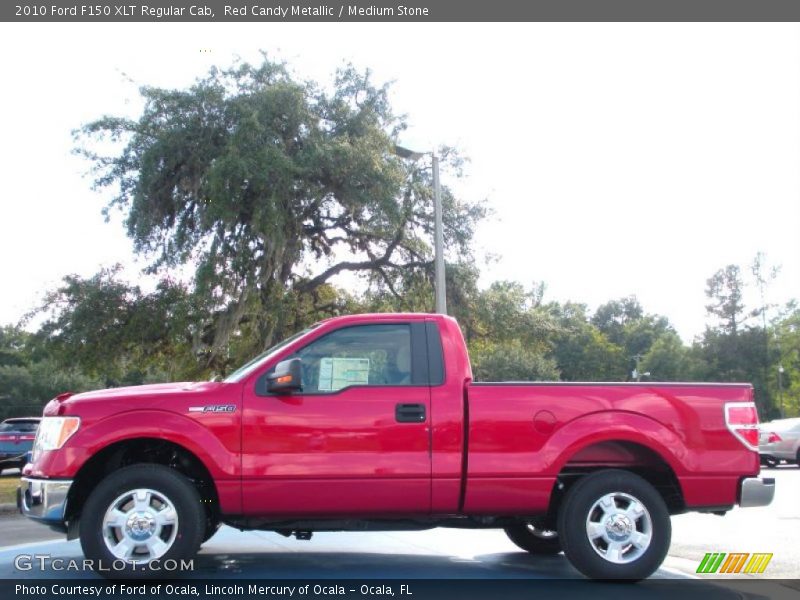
[44,381,231,416]
[68,381,204,401]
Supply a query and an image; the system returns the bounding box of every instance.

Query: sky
[0,22,798,342]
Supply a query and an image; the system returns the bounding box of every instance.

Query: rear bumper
[759,448,796,460]
[0,453,26,466]
[739,477,775,508]
[17,477,72,526]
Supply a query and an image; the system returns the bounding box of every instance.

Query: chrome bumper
[17,477,72,523]
[760,448,795,460]
[739,477,775,508]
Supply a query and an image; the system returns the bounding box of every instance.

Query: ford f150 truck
[18,313,774,580]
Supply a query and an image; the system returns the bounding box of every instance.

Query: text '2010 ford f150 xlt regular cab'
[19,313,774,580]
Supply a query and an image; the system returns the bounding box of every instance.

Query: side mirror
[266,358,303,394]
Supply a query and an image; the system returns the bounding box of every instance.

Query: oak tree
[76,58,484,370]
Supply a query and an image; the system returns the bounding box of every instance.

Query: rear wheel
[79,464,204,578]
[505,521,561,554]
[558,469,670,581]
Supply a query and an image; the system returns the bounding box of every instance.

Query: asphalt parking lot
[0,519,689,580]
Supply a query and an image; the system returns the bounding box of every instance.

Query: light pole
[394,145,447,315]
[631,354,650,382]
[778,364,784,418]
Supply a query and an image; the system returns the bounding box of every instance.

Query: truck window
[224,325,319,383]
[293,324,413,393]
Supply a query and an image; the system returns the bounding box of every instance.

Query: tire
[202,519,221,544]
[505,522,561,554]
[557,469,671,581]
[761,456,779,469]
[79,464,204,578]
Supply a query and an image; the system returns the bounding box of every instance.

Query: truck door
[241,322,432,516]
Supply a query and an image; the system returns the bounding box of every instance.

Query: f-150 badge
[188,404,236,413]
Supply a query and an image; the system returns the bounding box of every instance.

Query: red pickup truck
[19,313,774,580]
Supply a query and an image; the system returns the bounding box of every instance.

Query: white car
[759,417,800,468]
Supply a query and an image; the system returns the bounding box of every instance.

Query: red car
[19,313,773,579]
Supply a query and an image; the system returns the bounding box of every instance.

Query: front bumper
[739,476,775,508]
[17,477,72,524]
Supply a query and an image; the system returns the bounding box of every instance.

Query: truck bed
[463,382,758,513]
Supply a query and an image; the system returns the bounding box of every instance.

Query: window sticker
[318,357,371,391]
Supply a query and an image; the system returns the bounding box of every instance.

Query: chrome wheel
[102,488,179,562]
[526,523,557,539]
[585,492,652,564]
[504,520,561,554]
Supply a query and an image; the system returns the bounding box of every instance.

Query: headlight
[31,417,80,460]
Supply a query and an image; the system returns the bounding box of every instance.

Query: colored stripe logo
[696,552,772,574]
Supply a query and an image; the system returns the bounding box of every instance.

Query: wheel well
[66,438,219,524]
[547,440,685,522]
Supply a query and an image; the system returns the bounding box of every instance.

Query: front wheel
[504,521,561,554]
[79,464,204,578]
[557,469,671,581]
[202,519,222,544]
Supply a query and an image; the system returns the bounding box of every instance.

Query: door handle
[395,403,426,423]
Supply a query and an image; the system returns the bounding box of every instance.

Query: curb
[0,503,18,516]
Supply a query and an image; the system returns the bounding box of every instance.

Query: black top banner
[5,0,800,22]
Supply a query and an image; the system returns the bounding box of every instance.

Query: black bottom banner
[3,579,800,600]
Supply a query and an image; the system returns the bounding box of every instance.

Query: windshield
[0,421,38,432]
[223,325,319,383]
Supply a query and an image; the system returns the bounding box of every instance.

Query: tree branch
[295,226,405,293]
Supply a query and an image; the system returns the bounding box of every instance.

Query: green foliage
[641,332,695,381]
[773,304,800,417]
[592,297,675,374]
[695,259,789,417]
[705,265,746,334]
[591,297,644,346]
[3,254,797,413]
[29,266,199,384]
[0,361,103,419]
[0,53,794,409]
[471,281,556,351]
[0,325,30,367]
[75,57,485,370]
[471,341,560,382]
[0,325,104,419]
[459,280,560,382]
[546,302,628,381]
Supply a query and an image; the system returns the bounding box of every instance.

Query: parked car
[19,313,772,580]
[759,417,800,467]
[0,417,40,471]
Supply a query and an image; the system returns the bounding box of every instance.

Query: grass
[0,474,20,504]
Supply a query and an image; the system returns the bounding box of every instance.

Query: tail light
[766,432,782,444]
[725,402,759,450]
